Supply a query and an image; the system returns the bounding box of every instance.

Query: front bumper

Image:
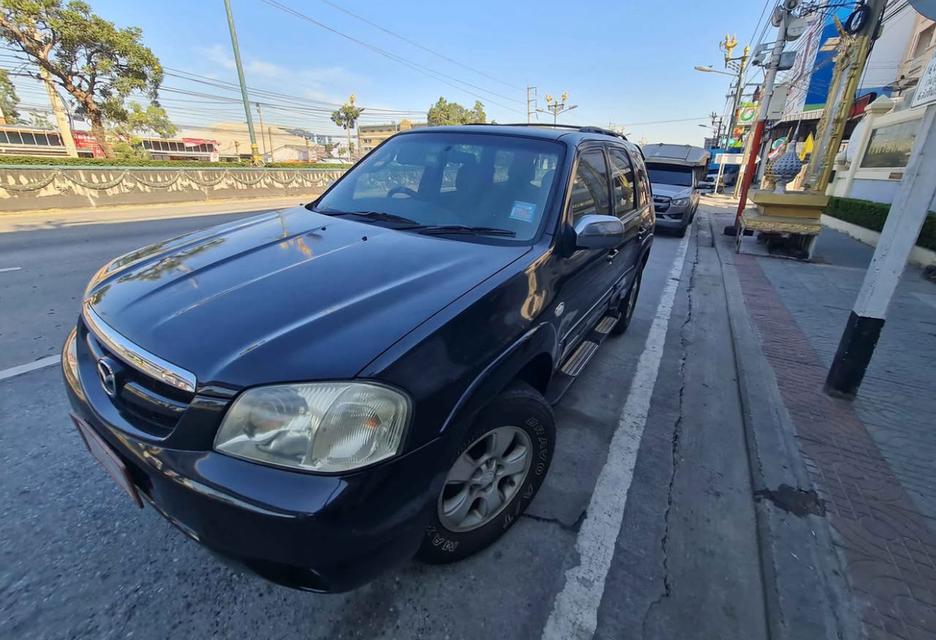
[654,202,692,228]
[63,326,444,592]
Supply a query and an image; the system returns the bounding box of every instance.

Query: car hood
[650,183,692,199]
[85,207,530,388]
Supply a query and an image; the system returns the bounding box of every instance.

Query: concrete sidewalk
[714,205,936,640]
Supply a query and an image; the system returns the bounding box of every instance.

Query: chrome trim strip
[82,302,197,394]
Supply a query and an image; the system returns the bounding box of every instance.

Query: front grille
[85,329,194,437]
[653,196,671,213]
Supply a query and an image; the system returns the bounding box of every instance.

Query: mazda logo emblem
[96,358,118,397]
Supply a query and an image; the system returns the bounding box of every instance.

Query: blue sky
[12,0,770,145]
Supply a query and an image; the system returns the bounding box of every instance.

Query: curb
[707,210,861,640]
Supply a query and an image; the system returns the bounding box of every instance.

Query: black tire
[417,383,555,564]
[611,268,643,335]
[674,222,688,237]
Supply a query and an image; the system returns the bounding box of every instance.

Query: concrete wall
[0,166,345,213]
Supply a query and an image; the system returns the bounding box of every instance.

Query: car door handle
[607,248,619,260]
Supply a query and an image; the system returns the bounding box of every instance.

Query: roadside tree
[0,68,19,123]
[330,95,363,161]
[0,0,171,158]
[427,97,486,126]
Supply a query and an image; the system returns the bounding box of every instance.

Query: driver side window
[569,150,611,225]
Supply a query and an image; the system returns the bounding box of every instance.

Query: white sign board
[912,53,936,108]
[715,153,744,165]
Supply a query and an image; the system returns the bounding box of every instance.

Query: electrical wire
[308,0,518,90]
[257,0,525,114]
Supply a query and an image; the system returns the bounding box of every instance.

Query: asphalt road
[0,208,767,640]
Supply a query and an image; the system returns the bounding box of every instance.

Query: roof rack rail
[464,122,628,141]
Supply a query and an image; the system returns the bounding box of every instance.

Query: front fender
[440,321,559,439]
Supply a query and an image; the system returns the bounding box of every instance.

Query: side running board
[561,341,599,377]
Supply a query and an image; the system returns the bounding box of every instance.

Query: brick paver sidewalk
[730,221,936,639]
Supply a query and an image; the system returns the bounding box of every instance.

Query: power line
[748,0,773,52]
[620,116,710,126]
[309,0,518,90]
[162,68,424,114]
[257,0,525,114]
[2,47,429,119]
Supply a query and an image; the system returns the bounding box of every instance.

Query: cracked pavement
[2,207,785,639]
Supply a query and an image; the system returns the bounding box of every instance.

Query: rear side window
[570,149,610,223]
[633,153,652,207]
[609,148,636,216]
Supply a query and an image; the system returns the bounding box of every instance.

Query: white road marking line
[542,232,692,640]
[0,266,23,273]
[0,355,62,382]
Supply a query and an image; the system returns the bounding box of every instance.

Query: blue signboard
[803,7,852,111]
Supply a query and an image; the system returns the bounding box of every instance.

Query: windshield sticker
[509,201,537,223]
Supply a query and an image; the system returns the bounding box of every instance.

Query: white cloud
[194,44,366,102]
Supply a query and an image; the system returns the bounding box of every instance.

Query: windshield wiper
[415,225,516,238]
[314,209,421,227]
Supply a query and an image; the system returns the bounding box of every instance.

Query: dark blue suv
[63,124,654,591]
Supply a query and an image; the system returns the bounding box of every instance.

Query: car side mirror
[574,214,625,250]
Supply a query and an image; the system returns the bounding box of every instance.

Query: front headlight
[62,327,84,401]
[672,197,690,207]
[214,382,410,473]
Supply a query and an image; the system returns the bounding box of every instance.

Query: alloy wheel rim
[438,426,533,532]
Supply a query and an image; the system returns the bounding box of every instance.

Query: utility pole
[803,0,887,191]
[267,125,274,161]
[709,111,724,145]
[730,6,791,232]
[825,58,936,399]
[39,67,77,157]
[255,102,267,160]
[527,86,537,123]
[223,0,262,164]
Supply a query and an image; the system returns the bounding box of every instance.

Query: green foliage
[331,95,363,160]
[330,95,363,132]
[26,111,51,128]
[0,67,19,123]
[111,102,176,140]
[0,0,169,157]
[0,154,348,169]
[825,196,936,252]
[427,97,486,126]
[107,101,177,159]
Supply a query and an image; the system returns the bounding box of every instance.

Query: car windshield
[313,132,563,242]
[646,163,694,187]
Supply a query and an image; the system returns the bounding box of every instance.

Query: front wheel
[417,383,555,564]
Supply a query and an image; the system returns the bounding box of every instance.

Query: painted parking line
[0,266,23,273]
[542,231,691,640]
[0,355,62,382]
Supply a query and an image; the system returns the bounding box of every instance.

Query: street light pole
[538,92,578,124]
[694,42,749,146]
[223,0,261,165]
